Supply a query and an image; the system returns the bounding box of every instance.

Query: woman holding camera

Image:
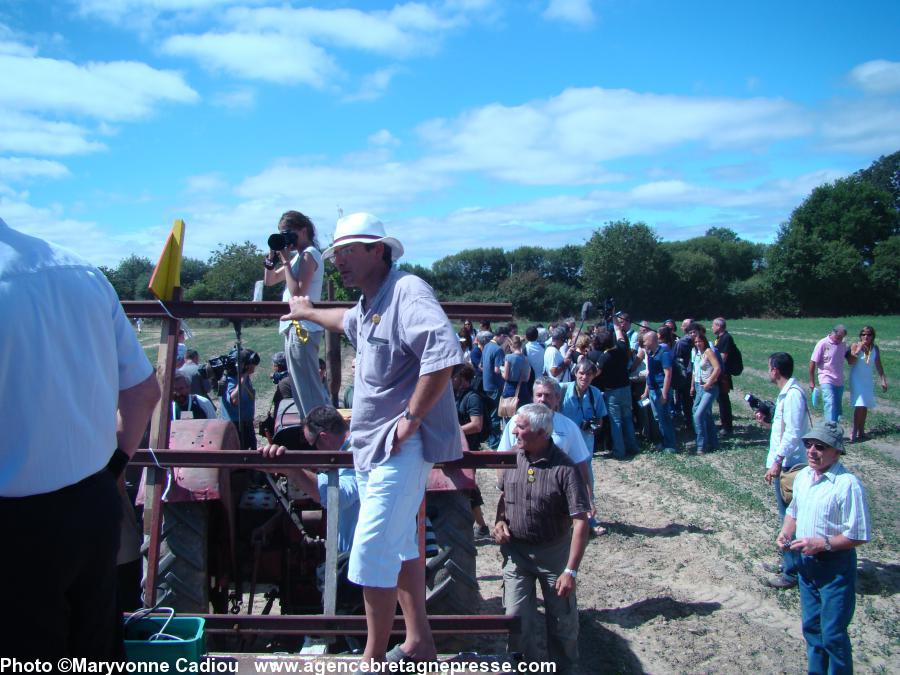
[690,330,722,454]
[561,358,608,536]
[263,210,328,416]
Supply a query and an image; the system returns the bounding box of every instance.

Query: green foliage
[855,150,900,211]
[432,247,509,297]
[102,254,154,300]
[766,173,900,315]
[582,220,671,317]
[201,241,265,301]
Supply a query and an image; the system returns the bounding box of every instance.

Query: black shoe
[766,574,797,589]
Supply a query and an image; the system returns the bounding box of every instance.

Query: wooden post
[142,287,182,606]
[325,280,342,407]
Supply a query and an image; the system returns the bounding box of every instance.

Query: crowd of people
[1,208,888,675]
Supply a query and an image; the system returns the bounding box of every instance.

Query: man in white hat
[280,212,463,664]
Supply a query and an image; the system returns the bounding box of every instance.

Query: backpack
[729,342,744,376]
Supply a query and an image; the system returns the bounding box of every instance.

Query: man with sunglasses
[776,421,870,675]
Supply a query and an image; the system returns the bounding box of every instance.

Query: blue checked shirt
[787,462,871,542]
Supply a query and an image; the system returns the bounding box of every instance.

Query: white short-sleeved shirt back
[0,220,153,496]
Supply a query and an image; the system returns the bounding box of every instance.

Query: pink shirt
[810,336,848,386]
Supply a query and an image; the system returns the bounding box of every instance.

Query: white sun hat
[322,212,404,262]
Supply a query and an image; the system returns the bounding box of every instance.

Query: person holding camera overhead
[220,349,260,449]
[264,210,328,416]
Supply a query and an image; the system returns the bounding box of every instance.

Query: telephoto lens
[268,232,287,250]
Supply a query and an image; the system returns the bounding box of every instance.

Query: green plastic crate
[124,616,205,666]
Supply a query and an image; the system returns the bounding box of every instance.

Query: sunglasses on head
[803,440,828,451]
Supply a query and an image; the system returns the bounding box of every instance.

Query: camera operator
[263,210,328,417]
[220,349,259,449]
[560,358,607,537]
[757,352,811,590]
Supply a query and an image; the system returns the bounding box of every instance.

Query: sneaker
[474,524,490,537]
[766,574,797,590]
[759,561,783,575]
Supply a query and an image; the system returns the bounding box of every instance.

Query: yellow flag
[148,219,185,301]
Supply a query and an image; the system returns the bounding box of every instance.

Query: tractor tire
[425,491,480,615]
[142,501,210,613]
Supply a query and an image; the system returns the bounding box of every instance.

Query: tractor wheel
[142,502,210,612]
[424,491,480,615]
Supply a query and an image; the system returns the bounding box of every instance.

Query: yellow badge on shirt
[372,314,381,325]
[527,467,536,483]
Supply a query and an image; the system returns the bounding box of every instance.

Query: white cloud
[344,66,403,102]
[369,129,401,146]
[417,86,810,185]
[211,86,256,109]
[821,100,900,155]
[184,172,228,194]
[542,0,595,27]
[848,59,900,94]
[0,111,106,156]
[162,31,338,86]
[0,52,198,120]
[0,157,71,181]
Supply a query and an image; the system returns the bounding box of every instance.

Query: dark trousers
[799,549,857,674]
[675,385,693,427]
[486,389,502,449]
[717,374,733,433]
[0,469,124,659]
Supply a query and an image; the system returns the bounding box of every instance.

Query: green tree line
[103,151,899,318]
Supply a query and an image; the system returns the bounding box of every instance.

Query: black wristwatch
[263,256,277,270]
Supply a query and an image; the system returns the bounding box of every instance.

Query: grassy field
[135,314,899,672]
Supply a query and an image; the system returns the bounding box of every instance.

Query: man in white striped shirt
[777,421,870,675]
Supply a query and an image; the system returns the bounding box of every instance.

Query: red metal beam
[121,300,512,321]
[130,449,518,470]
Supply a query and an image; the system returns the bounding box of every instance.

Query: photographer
[589,328,638,459]
[263,210,328,417]
[757,352,811,590]
[220,349,259,449]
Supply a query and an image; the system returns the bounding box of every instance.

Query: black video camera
[268,230,298,251]
[201,348,260,381]
[581,418,603,432]
[745,393,776,424]
[602,297,615,324]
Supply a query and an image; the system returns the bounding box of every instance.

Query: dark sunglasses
[803,440,828,451]
[859,332,873,337]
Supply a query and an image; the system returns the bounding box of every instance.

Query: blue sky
[1,0,899,268]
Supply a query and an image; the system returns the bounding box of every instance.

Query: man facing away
[0,218,160,658]
[810,325,849,423]
[279,212,462,663]
[712,317,735,436]
[494,403,591,674]
[777,421,869,674]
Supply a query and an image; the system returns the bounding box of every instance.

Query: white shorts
[348,432,433,588]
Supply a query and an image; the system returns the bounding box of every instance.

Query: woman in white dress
[847,325,888,442]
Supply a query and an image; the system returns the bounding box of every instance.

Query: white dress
[849,346,878,408]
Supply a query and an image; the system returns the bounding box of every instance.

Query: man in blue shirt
[640,331,678,453]
[481,327,509,448]
[260,405,359,554]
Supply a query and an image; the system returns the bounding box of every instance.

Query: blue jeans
[692,384,719,452]
[774,480,799,580]
[486,389,502,449]
[648,388,677,450]
[820,383,844,423]
[798,549,857,675]
[603,386,637,458]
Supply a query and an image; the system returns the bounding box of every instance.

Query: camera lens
[268,232,287,250]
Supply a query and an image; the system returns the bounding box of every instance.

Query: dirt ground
[467,446,897,675]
